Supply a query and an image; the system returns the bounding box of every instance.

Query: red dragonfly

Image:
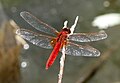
[16,11,107,69]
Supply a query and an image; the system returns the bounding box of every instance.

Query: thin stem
[58,45,66,83]
[70,16,79,35]
[63,21,68,29]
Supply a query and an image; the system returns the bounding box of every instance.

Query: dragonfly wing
[64,42,100,56]
[16,29,54,49]
[69,30,107,42]
[20,11,59,36]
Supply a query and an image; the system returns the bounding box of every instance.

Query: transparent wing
[69,30,107,42]
[20,11,59,36]
[16,29,54,49]
[64,42,100,56]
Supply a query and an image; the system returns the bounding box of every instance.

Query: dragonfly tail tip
[45,67,48,70]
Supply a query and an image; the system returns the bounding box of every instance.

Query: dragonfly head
[62,28,71,34]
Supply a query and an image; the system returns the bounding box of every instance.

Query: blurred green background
[0,0,120,83]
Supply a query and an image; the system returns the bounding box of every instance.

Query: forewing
[69,30,107,42]
[20,11,59,36]
[16,29,54,49]
[65,42,100,56]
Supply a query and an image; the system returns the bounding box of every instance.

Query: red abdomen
[46,41,62,69]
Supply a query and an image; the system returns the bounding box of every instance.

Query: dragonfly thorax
[50,28,70,48]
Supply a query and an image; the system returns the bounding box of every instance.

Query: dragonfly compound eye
[62,28,71,34]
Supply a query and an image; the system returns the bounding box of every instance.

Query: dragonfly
[16,11,107,69]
